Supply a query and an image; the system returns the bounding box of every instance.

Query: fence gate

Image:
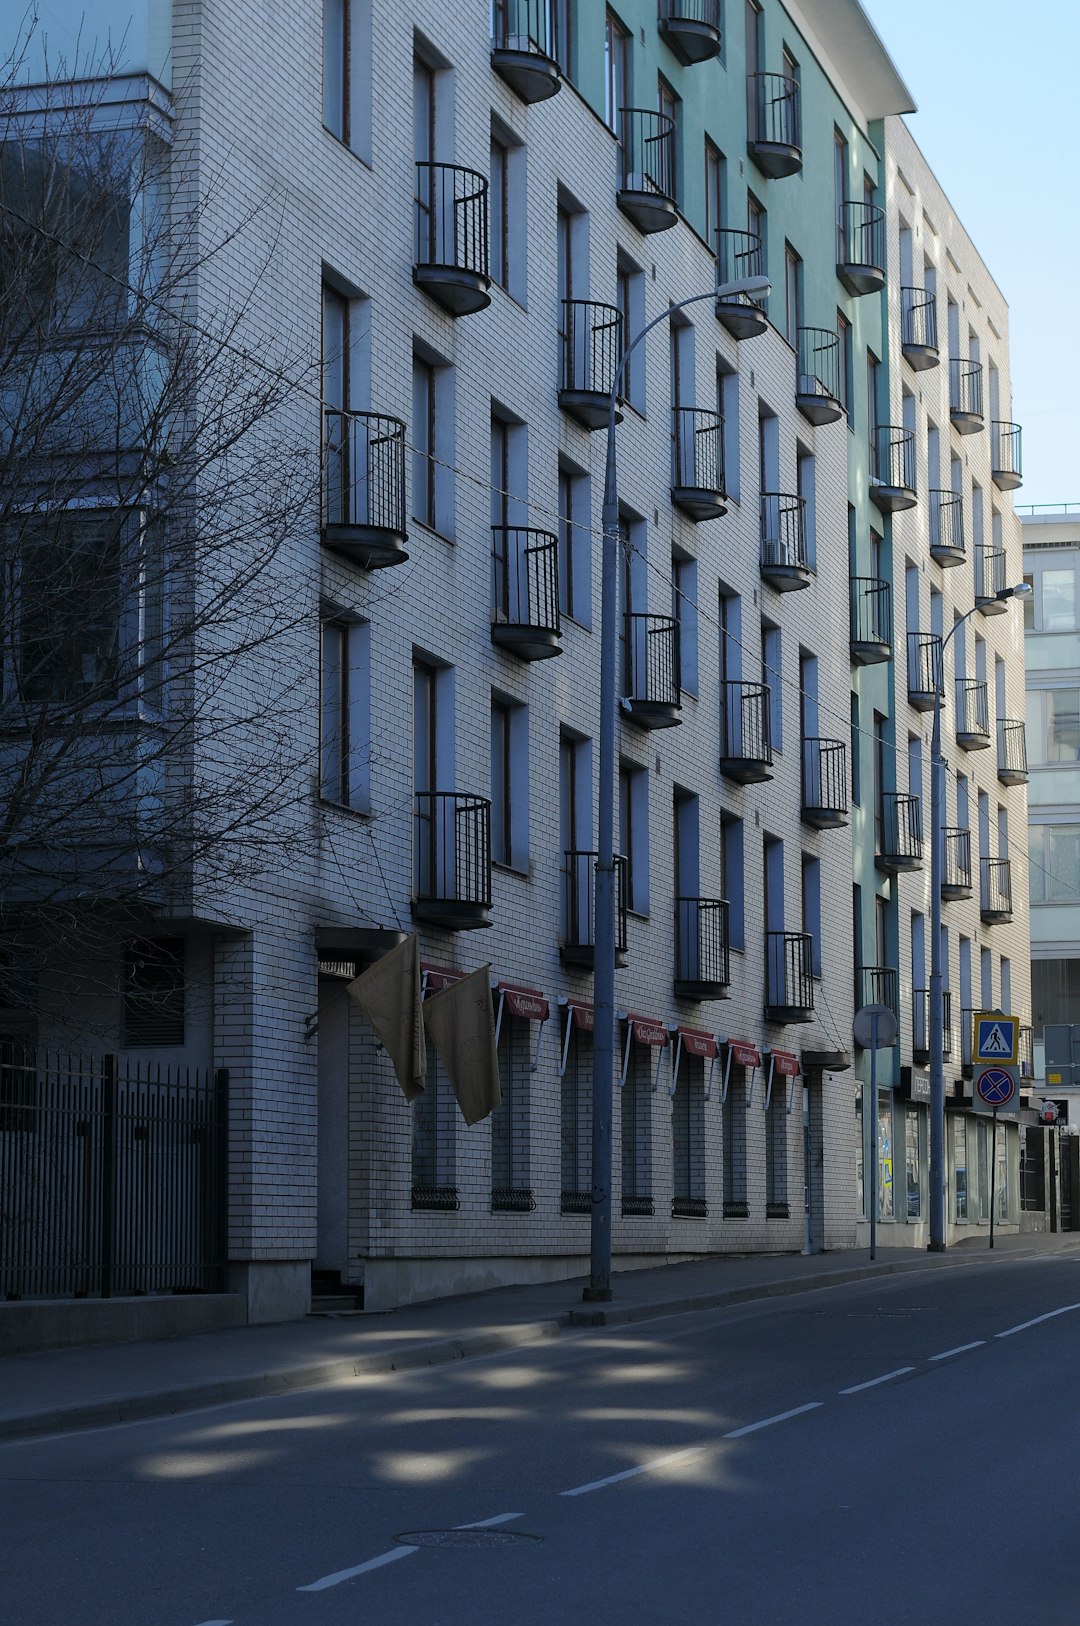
[1,1048,228,1300]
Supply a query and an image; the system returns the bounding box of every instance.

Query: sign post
[854,1004,898,1262]
[973,1064,1020,1251]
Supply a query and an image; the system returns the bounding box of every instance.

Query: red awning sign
[678,1027,719,1059]
[728,1040,761,1069]
[498,982,550,1022]
[769,1050,800,1077]
[570,1001,594,1031]
[421,963,466,995]
[626,1014,670,1048]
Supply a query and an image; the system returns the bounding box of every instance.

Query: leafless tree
[0,31,334,999]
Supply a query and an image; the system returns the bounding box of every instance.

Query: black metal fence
[716,227,765,290]
[913,990,953,1060]
[721,680,772,765]
[492,0,557,57]
[956,678,990,741]
[901,285,937,352]
[929,488,964,557]
[801,737,848,820]
[873,425,915,492]
[908,631,943,702]
[797,326,841,404]
[881,792,923,866]
[760,491,808,571]
[837,200,885,273]
[992,420,1023,483]
[414,792,491,910]
[976,545,1006,601]
[563,850,628,955]
[765,931,813,1014]
[672,406,725,496]
[850,575,892,651]
[675,896,730,990]
[950,356,983,420]
[560,299,622,399]
[943,827,972,894]
[492,526,560,635]
[322,408,406,535]
[748,72,800,150]
[624,613,680,709]
[415,162,489,278]
[858,966,898,1020]
[619,107,675,199]
[1,1049,227,1300]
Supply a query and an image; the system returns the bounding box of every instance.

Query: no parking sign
[972,1065,1020,1117]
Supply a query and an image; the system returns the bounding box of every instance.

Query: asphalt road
[3,1254,1080,1626]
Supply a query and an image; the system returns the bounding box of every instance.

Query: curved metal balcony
[942,828,972,901]
[617,108,677,234]
[796,328,843,426]
[413,792,492,930]
[929,489,965,567]
[674,896,730,999]
[857,967,898,1026]
[561,850,628,969]
[801,738,849,830]
[491,527,561,661]
[760,492,811,592]
[747,72,801,178]
[765,931,814,1024]
[715,230,767,339]
[672,407,726,520]
[913,989,953,1065]
[907,632,943,712]
[559,300,623,430]
[955,678,990,751]
[876,792,923,874]
[658,0,722,64]
[1019,1024,1034,1080]
[321,410,408,569]
[901,286,939,371]
[992,421,1023,491]
[980,857,1013,925]
[720,681,772,783]
[491,0,561,102]
[414,163,491,315]
[997,718,1029,786]
[975,546,1007,615]
[623,613,681,729]
[850,576,892,665]
[837,201,886,295]
[870,426,916,514]
[949,357,984,435]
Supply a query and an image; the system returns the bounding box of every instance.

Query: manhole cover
[395,1529,540,1549]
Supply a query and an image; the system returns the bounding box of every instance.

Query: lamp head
[717,274,772,302]
[996,582,1033,601]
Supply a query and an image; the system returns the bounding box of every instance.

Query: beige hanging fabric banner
[346,934,426,1102]
[423,964,502,1126]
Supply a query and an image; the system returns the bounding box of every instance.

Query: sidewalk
[3,1232,1077,1444]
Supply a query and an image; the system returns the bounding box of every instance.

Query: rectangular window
[561,1025,592,1208]
[1042,568,1078,632]
[721,813,744,951]
[762,621,782,753]
[854,1083,865,1217]
[878,1094,894,1220]
[837,310,853,422]
[1046,690,1080,763]
[658,75,679,202]
[747,191,767,290]
[802,854,821,977]
[905,1108,923,1219]
[619,760,649,914]
[673,553,698,696]
[411,347,455,537]
[723,1068,748,1216]
[620,1041,653,1212]
[489,131,509,291]
[604,9,630,133]
[850,691,861,805]
[16,510,129,705]
[490,695,527,870]
[323,0,370,157]
[413,1037,456,1202]
[489,121,525,302]
[784,242,801,349]
[867,349,881,460]
[672,1054,706,1210]
[616,255,645,410]
[704,139,724,252]
[492,1016,531,1205]
[320,618,370,810]
[558,463,591,625]
[123,939,185,1046]
[766,1073,789,1216]
[322,0,349,141]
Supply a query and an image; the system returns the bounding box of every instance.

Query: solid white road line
[456,1512,524,1528]
[996,1302,1080,1338]
[839,1367,914,1395]
[296,1546,418,1592]
[928,1340,985,1362]
[193,1620,233,1624]
[722,1402,822,1438]
[560,1444,706,1497]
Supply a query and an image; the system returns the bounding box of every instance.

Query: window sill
[562,613,593,634]
[318,796,372,821]
[492,859,529,880]
[321,126,373,169]
[492,282,528,313]
[410,519,455,546]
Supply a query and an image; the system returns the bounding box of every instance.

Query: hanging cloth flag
[346,934,426,1102]
[424,964,502,1126]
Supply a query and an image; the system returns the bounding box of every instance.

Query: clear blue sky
[862,0,1080,508]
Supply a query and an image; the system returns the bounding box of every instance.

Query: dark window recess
[123,939,185,1046]
[0,1039,36,1132]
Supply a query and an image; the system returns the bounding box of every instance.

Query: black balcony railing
[321,409,408,567]
[623,613,681,724]
[998,718,1028,785]
[760,492,810,586]
[618,108,676,230]
[858,966,899,1021]
[765,931,814,1020]
[562,850,628,962]
[991,421,1023,491]
[850,576,892,662]
[980,857,1013,922]
[913,990,953,1062]
[747,73,801,176]
[900,286,938,366]
[658,0,722,64]
[413,792,492,927]
[837,201,886,294]
[796,327,843,423]
[0,1049,227,1300]
[491,0,561,102]
[1019,1023,1034,1079]
[720,680,773,778]
[801,737,848,828]
[929,489,965,563]
[715,229,767,337]
[949,356,984,429]
[961,1007,974,1076]
[559,299,623,428]
[943,828,972,899]
[672,406,726,518]
[414,163,490,314]
[907,632,943,709]
[976,546,1007,606]
[674,897,730,996]
[491,527,561,658]
[955,678,990,746]
[879,792,923,870]
[871,426,916,509]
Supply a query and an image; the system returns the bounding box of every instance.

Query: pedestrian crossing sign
[974,1013,1019,1065]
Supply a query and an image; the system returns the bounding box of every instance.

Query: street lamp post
[927,581,1031,1252]
[584,274,770,1301]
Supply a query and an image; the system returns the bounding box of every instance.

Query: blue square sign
[974,1013,1019,1065]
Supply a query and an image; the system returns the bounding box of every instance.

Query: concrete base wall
[362,1250,734,1312]
[0,1294,245,1356]
[228,1260,310,1323]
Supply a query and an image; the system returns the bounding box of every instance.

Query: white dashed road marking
[722,1402,823,1438]
[928,1340,985,1362]
[560,1444,707,1497]
[839,1366,914,1394]
[297,1545,418,1592]
[996,1302,1080,1338]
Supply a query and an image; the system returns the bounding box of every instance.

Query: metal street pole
[584,274,770,1302]
[869,1009,878,1261]
[927,583,1030,1254]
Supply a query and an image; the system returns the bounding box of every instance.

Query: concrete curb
[3,1242,1074,1444]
